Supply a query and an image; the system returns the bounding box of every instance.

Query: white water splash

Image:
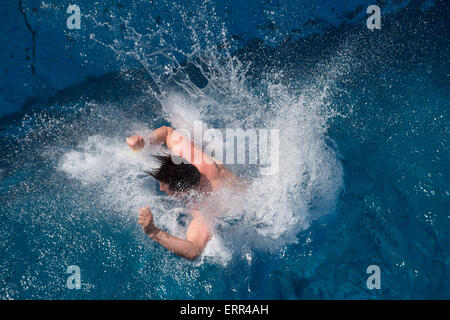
[59,2,344,265]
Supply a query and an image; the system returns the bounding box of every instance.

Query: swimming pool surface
[0,0,448,299]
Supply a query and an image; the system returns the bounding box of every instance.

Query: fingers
[138,208,149,217]
[139,206,150,213]
[126,137,132,147]
[138,206,152,223]
[126,135,144,149]
[126,139,136,150]
[138,206,154,233]
[138,214,150,224]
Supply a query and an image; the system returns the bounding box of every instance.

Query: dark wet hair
[145,154,201,192]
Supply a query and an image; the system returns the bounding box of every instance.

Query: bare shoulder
[190,207,205,220]
[187,207,211,244]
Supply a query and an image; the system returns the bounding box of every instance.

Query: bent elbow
[185,244,203,261]
[163,126,173,135]
[187,250,201,261]
[186,253,200,261]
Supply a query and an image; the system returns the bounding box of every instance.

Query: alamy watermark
[366,265,381,290]
[67,5,382,32]
[366,5,381,30]
[162,121,280,175]
[66,265,81,290]
[66,5,81,30]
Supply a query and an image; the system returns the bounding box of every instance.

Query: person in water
[126,126,241,261]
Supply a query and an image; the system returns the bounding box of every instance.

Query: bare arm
[127,126,246,189]
[148,126,239,185]
[127,126,233,181]
[125,126,170,151]
[138,206,210,261]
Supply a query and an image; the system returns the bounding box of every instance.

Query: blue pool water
[0,0,448,299]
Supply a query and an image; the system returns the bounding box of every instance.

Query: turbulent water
[0,0,448,299]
